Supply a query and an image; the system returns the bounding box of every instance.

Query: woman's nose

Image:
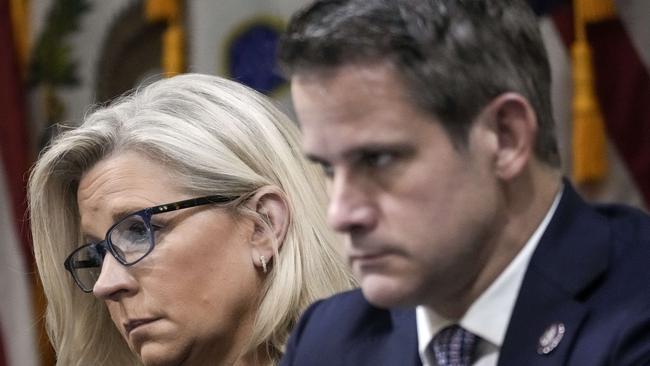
[92,254,138,301]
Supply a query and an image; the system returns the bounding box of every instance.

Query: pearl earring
[260,255,268,273]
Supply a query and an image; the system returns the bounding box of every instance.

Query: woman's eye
[127,222,148,236]
[112,217,150,245]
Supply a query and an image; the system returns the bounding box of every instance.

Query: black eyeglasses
[64,195,239,293]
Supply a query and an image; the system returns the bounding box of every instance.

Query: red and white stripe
[539,2,650,209]
[0,159,39,366]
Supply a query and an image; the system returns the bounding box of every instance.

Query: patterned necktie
[429,325,479,366]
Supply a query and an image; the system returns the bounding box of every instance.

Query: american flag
[1,0,40,364]
[534,0,650,207]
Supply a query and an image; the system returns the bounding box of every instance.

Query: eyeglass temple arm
[148,195,237,215]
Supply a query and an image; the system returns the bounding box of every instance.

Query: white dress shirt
[416,188,563,366]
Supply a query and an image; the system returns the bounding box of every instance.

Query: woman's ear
[479,92,538,180]
[246,186,290,273]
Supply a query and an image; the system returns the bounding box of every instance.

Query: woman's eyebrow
[111,207,140,222]
[111,199,161,221]
[81,232,102,245]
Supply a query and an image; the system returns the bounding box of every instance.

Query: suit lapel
[499,183,611,365]
[345,307,422,366]
[498,268,590,365]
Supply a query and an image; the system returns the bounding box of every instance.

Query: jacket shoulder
[593,203,650,247]
[281,289,412,366]
[290,289,387,341]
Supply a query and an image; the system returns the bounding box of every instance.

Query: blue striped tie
[429,325,478,366]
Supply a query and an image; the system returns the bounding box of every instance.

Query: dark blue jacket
[281,183,650,365]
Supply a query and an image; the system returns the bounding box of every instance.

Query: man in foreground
[277,0,650,365]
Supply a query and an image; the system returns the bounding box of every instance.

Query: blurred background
[1,0,648,364]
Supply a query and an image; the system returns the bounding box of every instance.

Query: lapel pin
[537,322,565,355]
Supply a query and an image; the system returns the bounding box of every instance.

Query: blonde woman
[28,73,355,365]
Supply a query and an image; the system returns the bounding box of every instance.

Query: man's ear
[479,92,538,180]
[246,186,290,273]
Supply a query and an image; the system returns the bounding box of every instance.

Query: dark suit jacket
[280,183,650,365]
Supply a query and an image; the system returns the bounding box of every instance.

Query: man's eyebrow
[306,143,412,164]
[344,143,413,159]
[305,154,330,165]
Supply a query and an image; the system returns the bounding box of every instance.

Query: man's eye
[320,163,334,178]
[361,152,395,169]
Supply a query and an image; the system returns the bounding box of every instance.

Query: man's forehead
[292,62,410,97]
[292,64,413,124]
[292,61,392,81]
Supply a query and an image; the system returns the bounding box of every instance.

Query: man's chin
[359,275,417,309]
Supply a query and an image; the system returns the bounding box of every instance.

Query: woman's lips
[124,318,160,335]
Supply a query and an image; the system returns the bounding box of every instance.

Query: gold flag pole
[145,0,185,76]
[570,0,615,185]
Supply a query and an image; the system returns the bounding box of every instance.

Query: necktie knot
[429,325,478,366]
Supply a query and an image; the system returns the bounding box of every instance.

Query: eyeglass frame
[64,194,239,293]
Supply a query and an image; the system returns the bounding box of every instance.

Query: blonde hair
[28,73,355,365]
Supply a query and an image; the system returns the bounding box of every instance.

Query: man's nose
[327,171,378,234]
[92,254,138,301]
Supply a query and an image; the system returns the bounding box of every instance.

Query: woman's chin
[137,343,188,366]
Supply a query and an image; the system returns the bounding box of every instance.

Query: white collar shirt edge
[416,186,563,365]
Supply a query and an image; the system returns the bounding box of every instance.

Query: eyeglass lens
[68,244,105,292]
[108,213,153,263]
[69,213,154,291]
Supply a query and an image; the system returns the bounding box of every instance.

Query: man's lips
[124,318,160,335]
[350,252,384,260]
[348,250,393,264]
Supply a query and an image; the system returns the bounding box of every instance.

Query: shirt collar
[417,185,563,361]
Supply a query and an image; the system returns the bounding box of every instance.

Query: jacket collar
[346,307,421,365]
[499,181,611,365]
